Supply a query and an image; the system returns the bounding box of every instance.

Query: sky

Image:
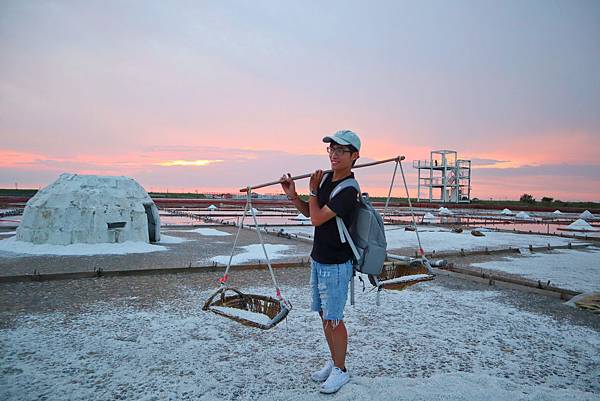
[1,0,599,201]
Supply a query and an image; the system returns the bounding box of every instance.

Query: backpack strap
[318,172,329,190]
[329,178,360,201]
[337,215,360,262]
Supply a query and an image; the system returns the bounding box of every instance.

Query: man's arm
[307,169,337,226]
[309,197,336,226]
[309,170,358,227]
[289,196,310,218]
[280,173,310,217]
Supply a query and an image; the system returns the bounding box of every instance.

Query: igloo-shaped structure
[16,173,160,245]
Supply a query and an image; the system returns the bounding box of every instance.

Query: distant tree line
[519,194,561,204]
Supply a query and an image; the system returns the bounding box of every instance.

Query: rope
[220,195,250,285]
[399,159,425,256]
[246,189,286,303]
[381,159,399,222]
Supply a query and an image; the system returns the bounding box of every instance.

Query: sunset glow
[1,1,598,201]
[157,160,224,167]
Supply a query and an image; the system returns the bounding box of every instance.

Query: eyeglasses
[326,146,353,157]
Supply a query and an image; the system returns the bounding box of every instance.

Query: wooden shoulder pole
[239,156,405,192]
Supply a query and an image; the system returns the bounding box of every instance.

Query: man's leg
[320,312,336,362]
[324,320,347,370]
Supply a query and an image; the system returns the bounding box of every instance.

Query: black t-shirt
[310,172,359,264]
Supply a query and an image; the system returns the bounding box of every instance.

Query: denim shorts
[310,259,353,321]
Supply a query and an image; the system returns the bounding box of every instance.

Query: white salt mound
[294,213,309,220]
[501,208,513,215]
[188,228,231,236]
[553,210,562,215]
[438,207,453,215]
[16,173,160,245]
[245,207,260,215]
[516,211,531,219]
[210,244,295,265]
[423,212,436,220]
[564,219,599,231]
[0,236,166,256]
[207,205,217,211]
[579,210,594,219]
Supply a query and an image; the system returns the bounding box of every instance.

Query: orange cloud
[463,131,599,167]
[0,150,49,166]
[157,159,224,167]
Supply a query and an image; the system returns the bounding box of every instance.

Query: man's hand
[309,170,324,193]
[280,173,297,198]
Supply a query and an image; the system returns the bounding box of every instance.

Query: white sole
[319,376,349,394]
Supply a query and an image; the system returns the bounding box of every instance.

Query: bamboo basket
[370,260,435,290]
[203,287,290,330]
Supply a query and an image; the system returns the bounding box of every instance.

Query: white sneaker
[320,367,349,394]
[311,360,333,382]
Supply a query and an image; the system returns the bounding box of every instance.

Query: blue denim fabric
[310,259,353,321]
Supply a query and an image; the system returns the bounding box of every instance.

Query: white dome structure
[16,173,160,245]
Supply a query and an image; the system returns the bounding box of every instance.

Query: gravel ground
[1,232,599,400]
[2,265,598,330]
[1,268,599,400]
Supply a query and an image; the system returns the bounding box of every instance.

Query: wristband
[309,190,318,197]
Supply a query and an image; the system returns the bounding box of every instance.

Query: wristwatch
[309,190,318,197]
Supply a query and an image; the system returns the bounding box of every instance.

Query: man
[280,130,360,394]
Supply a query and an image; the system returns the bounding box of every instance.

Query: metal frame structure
[413,150,471,203]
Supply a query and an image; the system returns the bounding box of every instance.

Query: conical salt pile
[501,208,513,215]
[553,210,562,215]
[580,210,594,219]
[423,212,436,222]
[245,207,260,215]
[565,219,598,231]
[516,211,531,219]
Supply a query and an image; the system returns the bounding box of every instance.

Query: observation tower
[413,150,471,203]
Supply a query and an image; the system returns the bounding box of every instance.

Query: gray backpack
[324,175,388,276]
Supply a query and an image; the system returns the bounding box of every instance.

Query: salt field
[471,247,600,293]
[1,205,599,400]
[1,273,599,400]
[156,206,600,238]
